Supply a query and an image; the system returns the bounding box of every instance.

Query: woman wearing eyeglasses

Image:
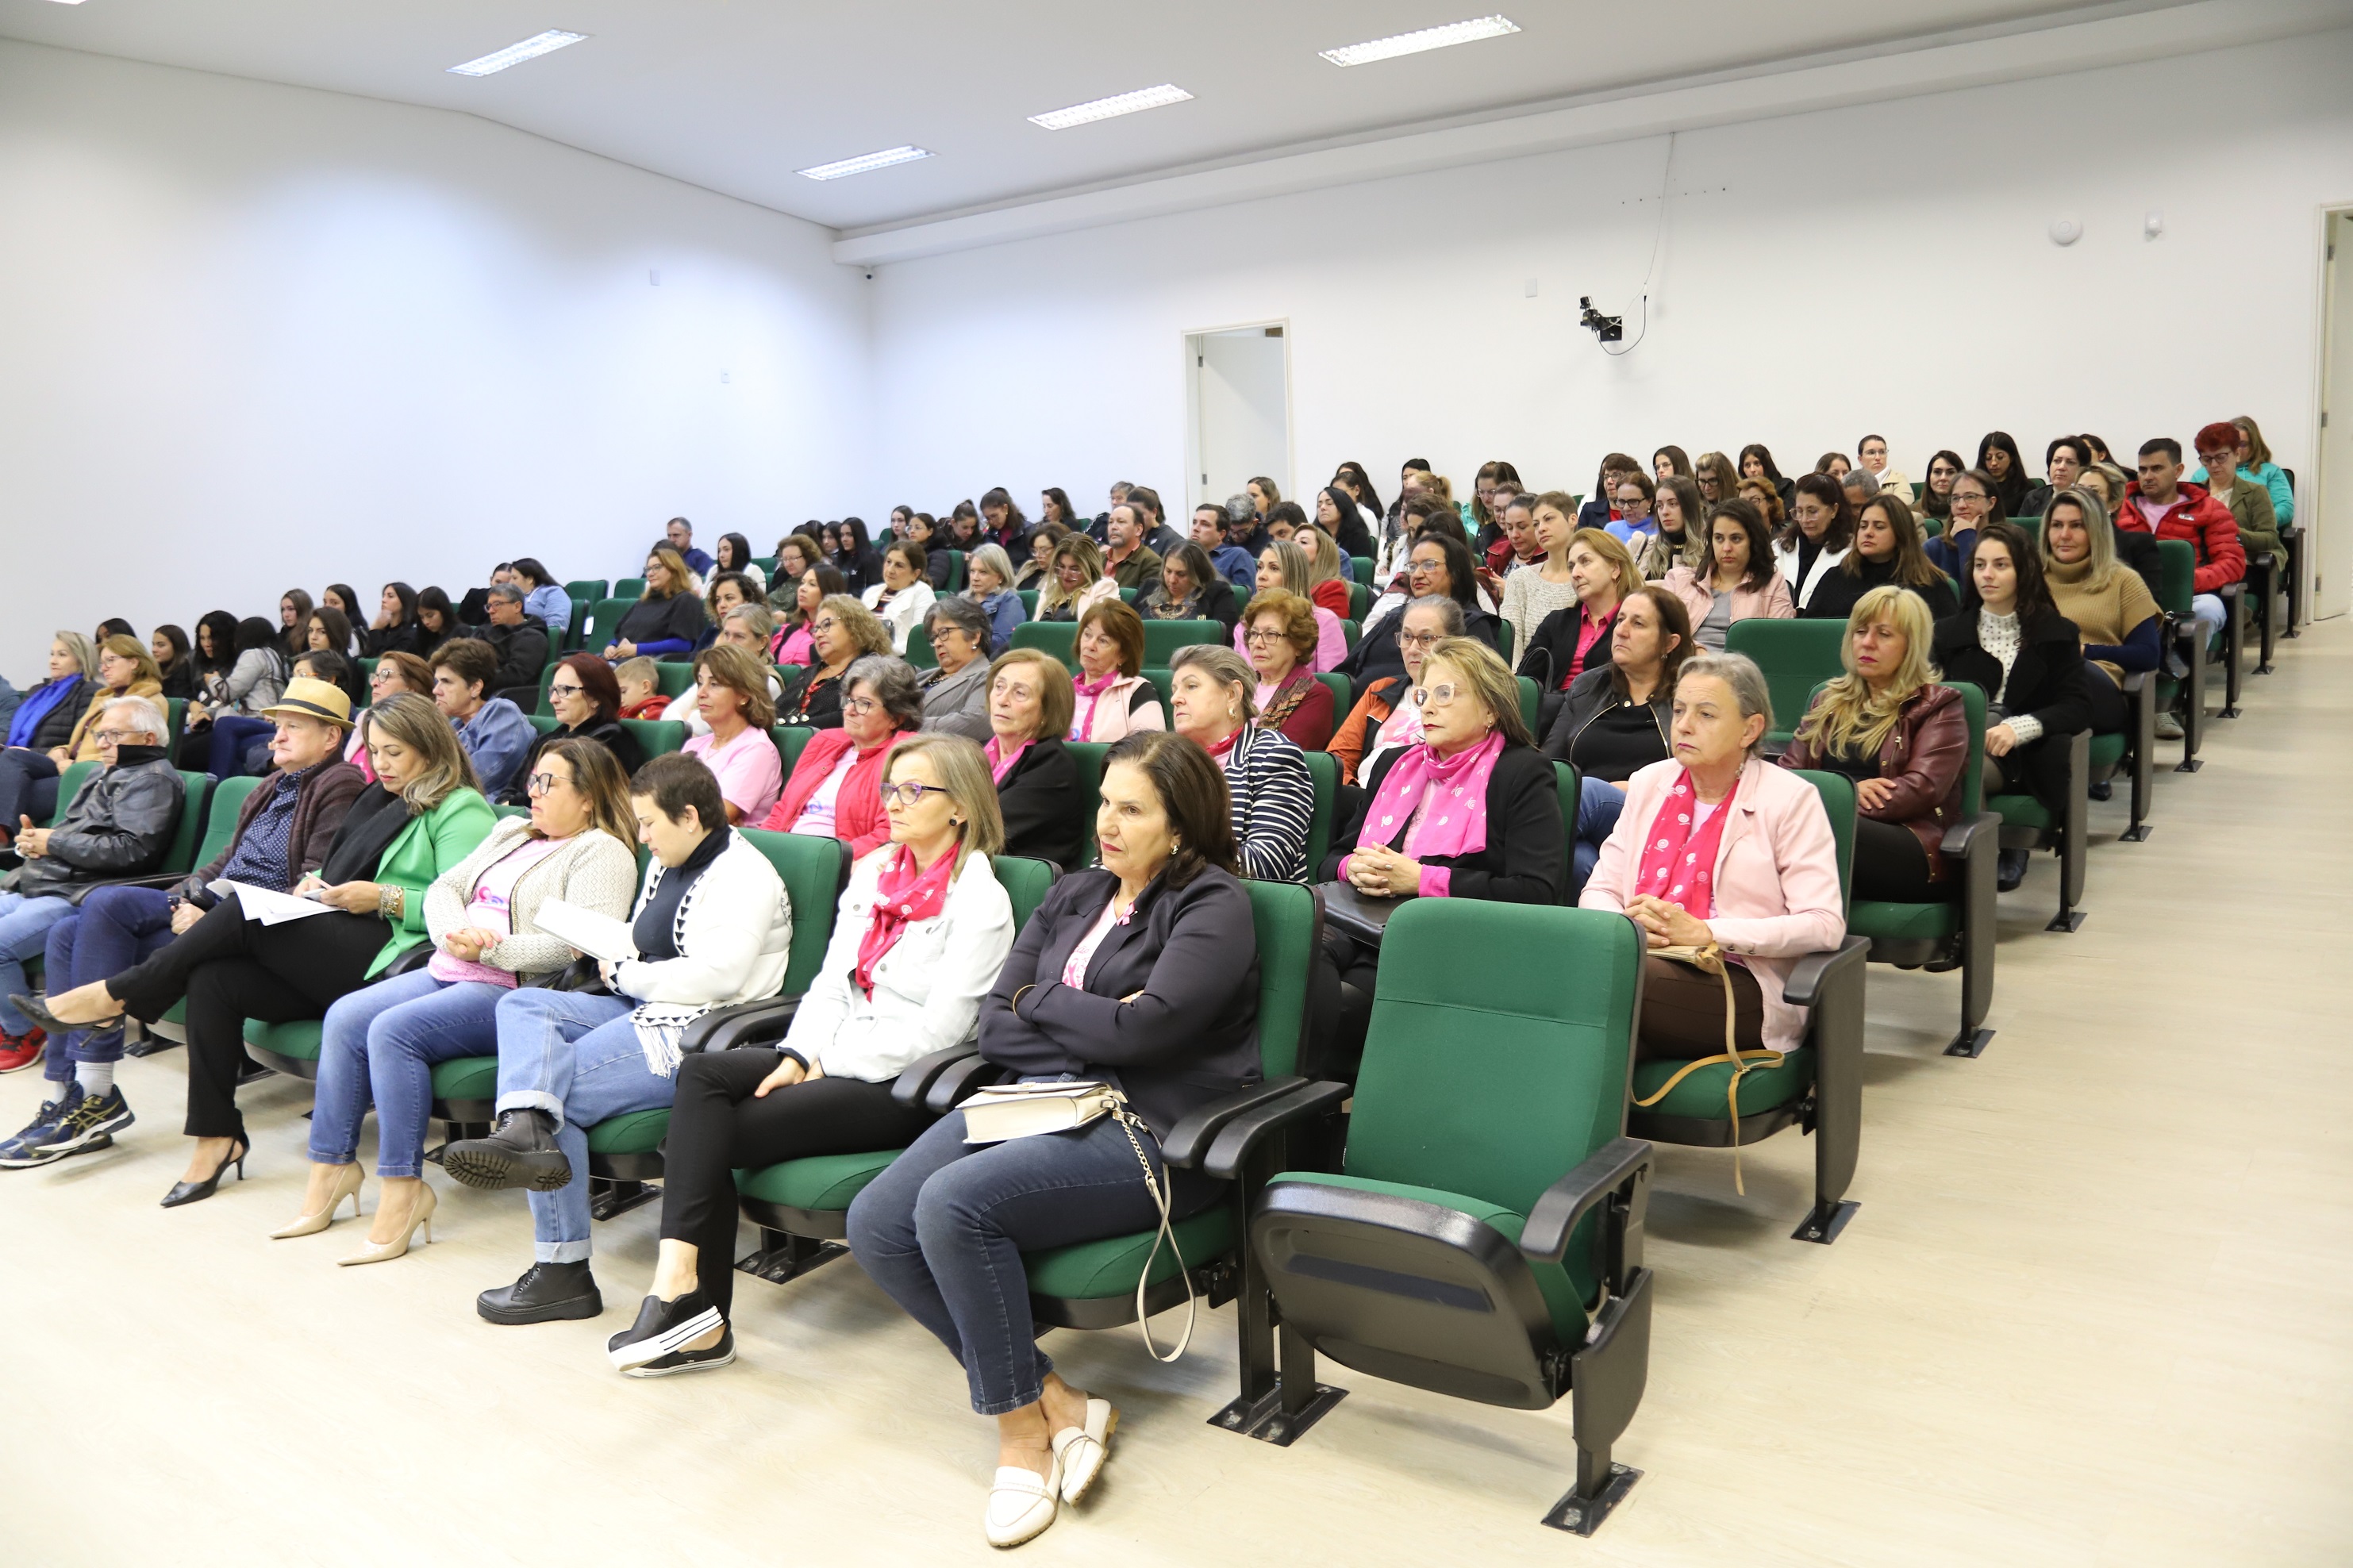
[602,734,1015,1378]
[1239,591,1335,751]
[274,738,639,1260]
[1924,466,2003,580]
[779,595,894,729]
[501,655,645,806]
[761,655,923,855]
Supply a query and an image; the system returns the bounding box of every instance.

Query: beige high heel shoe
[270,1164,365,1239]
[337,1182,436,1266]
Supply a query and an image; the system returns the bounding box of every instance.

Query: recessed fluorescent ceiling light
[797,145,936,181]
[1321,15,1520,67]
[1028,84,1194,131]
[448,30,588,77]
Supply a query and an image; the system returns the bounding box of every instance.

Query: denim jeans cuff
[497,1091,567,1129]
[375,1159,424,1181]
[309,1142,362,1166]
[536,1239,592,1265]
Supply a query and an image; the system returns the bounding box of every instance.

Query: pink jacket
[1660,565,1795,638]
[1581,756,1845,1052]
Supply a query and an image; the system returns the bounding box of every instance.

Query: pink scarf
[1636,768,1736,920]
[984,734,1031,784]
[1361,728,1504,862]
[1069,668,1120,741]
[852,844,958,997]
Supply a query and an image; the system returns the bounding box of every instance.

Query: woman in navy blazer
[846,729,1260,1547]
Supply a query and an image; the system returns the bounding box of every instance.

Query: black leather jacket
[9,745,184,900]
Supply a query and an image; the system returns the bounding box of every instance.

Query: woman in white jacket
[441,752,795,1330]
[863,540,939,656]
[602,733,1014,1376]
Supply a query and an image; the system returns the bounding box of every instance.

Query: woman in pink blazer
[1581,649,1844,1059]
[1660,498,1795,651]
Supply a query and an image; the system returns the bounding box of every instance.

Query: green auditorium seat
[584,598,636,654]
[1245,900,1653,1535]
[24,770,214,992]
[1301,749,1339,877]
[1314,673,1349,728]
[655,662,698,699]
[1009,622,1079,667]
[1845,681,2000,1056]
[905,624,935,669]
[1140,620,1224,666]
[1549,760,1581,903]
[1990,728,2093,932]
[613,578,647,601]
[126,776,258,1053]
[563,578,609,605]
[1726,618,1847,751]
[619,718,687,760]
[2153,536,2239,771]
[44,762,102,826]
[770,724,813,777]
[1348,581,1371,620]
[1516,676,1540,736]
[1017,589,1038,617]
[1628,770,1869,1243]
[1140,667,1173,714]
[1350,555,1374,586]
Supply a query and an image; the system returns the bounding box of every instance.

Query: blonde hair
[1421,637,1532,748]
[97,632,163,690]
[883,733,1005,871]
[1568,528,1640,601]
[52,631,96,679]
[1297,528,1344,586]
[1040,535,1105,614]
[615,655,660,690]
[365,692,481,813]
[819,594,894,659]
[2038,486,2121,594]
[1794,586,1939,759]
[643,546,694,601]
[1259,539,1311,597]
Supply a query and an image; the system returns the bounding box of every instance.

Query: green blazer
[365,789,498,978]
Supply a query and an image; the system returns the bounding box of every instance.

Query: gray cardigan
[422,817,638,975]
[917,661,992,743]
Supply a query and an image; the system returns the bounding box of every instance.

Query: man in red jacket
[2119,436,2243,734]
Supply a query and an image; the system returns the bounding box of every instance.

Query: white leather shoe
[984,1454,1062,1549]
[1052,1398,1118,1505]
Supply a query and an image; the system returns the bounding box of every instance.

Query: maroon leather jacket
[1780,684,1967,880]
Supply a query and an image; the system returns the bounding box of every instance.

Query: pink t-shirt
[1060,895,1124,989]
[790,747,859,838]
[429,836,563,988]
[685,726,783,824]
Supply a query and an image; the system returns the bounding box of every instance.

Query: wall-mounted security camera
[1578,296,1624,344]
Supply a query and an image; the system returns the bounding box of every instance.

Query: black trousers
[659,1047,933,1319]
[107,897,390,1141]
[2084,663,2128,736]
[1852,816,1939,904]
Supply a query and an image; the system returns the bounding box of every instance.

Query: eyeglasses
[92,728,144,745]
[810,618,840,634]
[1411,682,1466,709]
[1243,628,1285,644]
[1407,558,1442,575]
[1951,490,1989,505]
[1398,630,1444,650]
[878,780,948,807]
[842,696,880,716]
[525,772,563,796]
[548,682,585,698]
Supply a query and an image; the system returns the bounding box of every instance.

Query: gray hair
[724,602,777,641]
[1676,651,1774,756]
[964,543,1015,593]
[1401,594,1466,636]
[1170,643,1258,721]
[925,594,993,644]
[486,582,525,605]
[1841,468,1881,499]
[844,653,925,730]
[102,693,167,743]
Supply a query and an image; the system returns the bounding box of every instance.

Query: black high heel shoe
[162,1137,249,1209]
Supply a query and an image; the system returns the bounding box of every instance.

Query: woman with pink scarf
[1063,600,1164,744]
[1580,651,1844,1062]
[1318,637,1564,1066]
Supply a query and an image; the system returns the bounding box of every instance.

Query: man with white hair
[0,695,183,1151]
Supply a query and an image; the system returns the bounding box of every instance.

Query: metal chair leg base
[2174,757,2202,774]
[2218,704,2241,720]
[2118,824,2154,843]
[735,1237,845,1285]
[1210,1383,1348,1446]
[590,1178,659,1221]
[1791,1199,1859,1244]
[1541,1463,1641,1535]
[1946,1027,1994,1059]
[2046,909,2086,934]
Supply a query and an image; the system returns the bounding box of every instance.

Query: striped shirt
[1219,724,1314,884]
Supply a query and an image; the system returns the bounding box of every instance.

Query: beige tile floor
[3,623,2348,1566]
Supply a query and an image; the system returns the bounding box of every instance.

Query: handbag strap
[1629,947,1782,1195]
[1109,1104,1194,1363]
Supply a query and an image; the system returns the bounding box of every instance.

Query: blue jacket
[1209,544,1258,596]
[453,697,533,801]
[523,584,571,636]
[973,589,1026,655]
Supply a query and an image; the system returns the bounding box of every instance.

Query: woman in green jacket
[29,689,495,1206]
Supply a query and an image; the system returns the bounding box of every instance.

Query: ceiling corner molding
[833,0,2350,266]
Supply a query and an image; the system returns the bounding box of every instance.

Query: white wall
[0,40,872,677]
[869,28,2353,598]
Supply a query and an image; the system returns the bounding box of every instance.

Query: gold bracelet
[377,885,404,921]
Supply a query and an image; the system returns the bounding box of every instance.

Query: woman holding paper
[275,736,639,1262]
[846,729,1260,1548]
[26,692,495,1209]
[604,734,1015,1378]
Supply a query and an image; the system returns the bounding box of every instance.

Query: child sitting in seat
[616,656,669,721]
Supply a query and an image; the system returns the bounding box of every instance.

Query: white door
[1190,327,1290,512]
[2316,209,2352,621]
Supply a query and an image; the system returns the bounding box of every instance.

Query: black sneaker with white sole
[607,1289,729,1372]
[35,1086,134,1154]
[624,1327,735,1378]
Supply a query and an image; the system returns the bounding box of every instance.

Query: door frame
[1183,318,1294,513]
[2309,203,2353,622]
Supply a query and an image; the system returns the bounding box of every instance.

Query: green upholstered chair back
[2155,538,2195,614]
[1348,580,1371,618]
[656,662,698,699]
[740,828,852,994]
[1726,617,1849,742]
[1009,621,1080,667]
[564,579,609,603]
[45,762,102,828]
[771,724,813,776]
[613,578,647,601]
[586,598,636,650]
[1314,673,1350,725]
[1787,769,1857,911]
[1344,901,1643,1217]
[751,558,779,579]
[527,713,560,739]
[494,803,531,822]
[619,718,686,760]
[164,698,187,741]
[535,664,560,713]
[992,855,1057,935]
[157,772,214,873]
[1119,587,1139,604]
[1017,589,1038,616]
[940,551,967,594]
[1247,879,1317,1078]
[195,775,263,866]
[1350,555,1374,586]
[1515,676,1540,736]
[1550,761,1581,903]
[1301,749,1339,876]
[1946,681,1987,816]
[1140,620,1223,666]
[1140,668,1174,713]
[1340,619,1360,649]
[905,624,936,669]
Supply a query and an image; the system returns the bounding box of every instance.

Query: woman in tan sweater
[2039,488,2159,736]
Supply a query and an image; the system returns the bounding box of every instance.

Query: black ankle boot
[443,1109,571,1192]
[478,1260,603,1325]
[1996,847,2030,892]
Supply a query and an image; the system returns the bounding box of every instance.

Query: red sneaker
[0,1028,45,1074]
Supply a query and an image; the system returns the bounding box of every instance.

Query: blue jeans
[0,891,74,1036]
[39,886,177,1085]
[1573,776,1627,897]
[846,1106,1213,1416]
[207,716,275,780]
[312,969,506,1179]
[490,988,676,1264]
[0,751,62,832]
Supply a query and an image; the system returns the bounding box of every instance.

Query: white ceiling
[0,0,2182,233]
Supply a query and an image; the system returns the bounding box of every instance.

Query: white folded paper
[531,898,640,965]
[214,880,337,926]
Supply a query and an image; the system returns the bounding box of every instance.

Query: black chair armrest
[2217,580,2244,600]
[1521,1136,1653,1270]
[1160,1077,1305,1169]
[890,1043,979,1109]
[385,943,436,978]
[1781,935,1870,1008]
[1939,810,1997,859]
[1200,1078,1351,1180]
[682,995,801,1055]
[925,1051,1010,1114]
